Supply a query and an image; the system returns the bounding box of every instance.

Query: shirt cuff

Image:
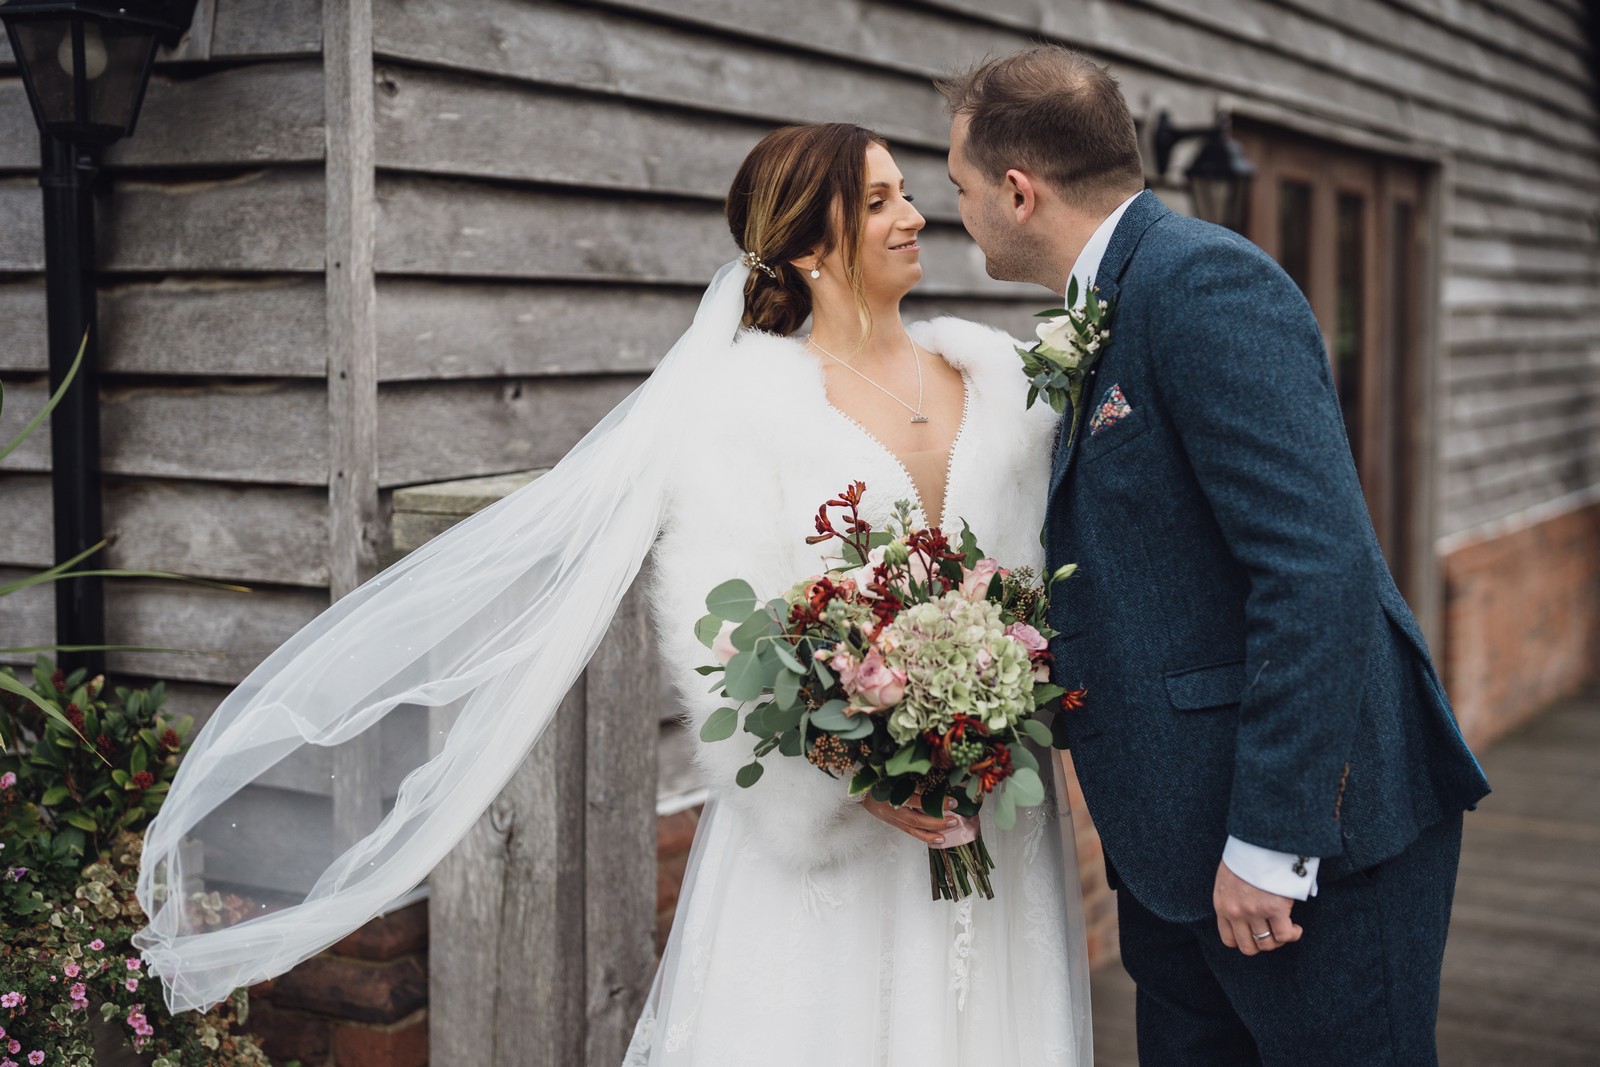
[1222,836,1320,900]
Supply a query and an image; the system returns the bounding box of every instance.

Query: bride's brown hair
[725,123,887,337]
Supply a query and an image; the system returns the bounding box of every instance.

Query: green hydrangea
[882,593,1034,743]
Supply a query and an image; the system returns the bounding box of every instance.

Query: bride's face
[849,143,926,298]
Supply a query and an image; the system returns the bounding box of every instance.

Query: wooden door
[1232,122,1431,602]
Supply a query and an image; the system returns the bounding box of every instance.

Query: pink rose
[846,649,906,712]
[1005,622,1048,654]
[711,621,739,666]
[959,559,1006,601]
[823,647,860,691]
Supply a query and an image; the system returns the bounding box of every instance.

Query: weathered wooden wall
[0,1,328,732]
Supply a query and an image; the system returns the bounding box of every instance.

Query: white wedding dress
[624,317,1094,1066]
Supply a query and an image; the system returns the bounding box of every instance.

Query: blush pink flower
[28,1051,43,1065]
[846,649,906,713]
[62,963,79,979]
[822,647,860,692]
[87,939,104,951]
[1004,622,1048,654]
[124,958,141,972]
[959,559,1006,601]
[125,978,139,992]
[0,772,14,790]
[4,1041,16,1055]
[710,622,739,667]
[0,993,22,1009]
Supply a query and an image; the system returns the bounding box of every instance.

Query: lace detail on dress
[622,1005,655,1066]
[949,899,975,1012]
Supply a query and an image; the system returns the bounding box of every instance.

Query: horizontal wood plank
[377,375,640,487]
[373,279,1039,382]
[0,474,330,586]
[0,170,325,273]
[374,173,1029,296]
[0,571,326,685]
[101,170,326,273]
[372,0,945,146]
[373,64,963,220]
[0,380,329,485]
[209,0,323,58]
[0,278,327,377]
[0,63,324,172]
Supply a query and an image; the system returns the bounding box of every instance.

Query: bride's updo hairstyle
[726,122,887,336]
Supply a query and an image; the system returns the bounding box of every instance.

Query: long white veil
[134,261,750,1014]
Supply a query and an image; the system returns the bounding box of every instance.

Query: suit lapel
[1048,190,1171,500]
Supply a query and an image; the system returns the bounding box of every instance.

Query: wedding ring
[1251,930,1273,941]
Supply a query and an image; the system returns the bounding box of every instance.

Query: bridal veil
[134,262,749,1013]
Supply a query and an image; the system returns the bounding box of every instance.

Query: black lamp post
[1152,111,1256,233]
[1,0,197,675]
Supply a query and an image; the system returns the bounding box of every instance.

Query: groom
[938,48,1490,1065]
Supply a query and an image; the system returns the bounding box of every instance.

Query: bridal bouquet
[694,482,1082,901]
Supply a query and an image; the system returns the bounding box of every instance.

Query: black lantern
[1,0,196,146]
[1,0,197,674]
[1152,111,1256,233]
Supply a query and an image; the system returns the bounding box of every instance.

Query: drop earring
[809,268,821,279]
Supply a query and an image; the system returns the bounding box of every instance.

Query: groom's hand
[1213,860,1303,956]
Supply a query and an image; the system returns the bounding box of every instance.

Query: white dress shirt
[1065,191,1321,902]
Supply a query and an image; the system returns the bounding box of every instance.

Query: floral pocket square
[1089,384,1133,436]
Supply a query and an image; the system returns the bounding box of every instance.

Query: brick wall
[243,902,429,1067]
[1442,497,1600,748]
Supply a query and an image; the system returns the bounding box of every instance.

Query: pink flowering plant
[695,482,1084,901]
[0,833,269,1067]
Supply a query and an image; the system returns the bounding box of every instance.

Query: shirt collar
[1066,190,1141,304]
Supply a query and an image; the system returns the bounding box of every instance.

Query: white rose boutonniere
[1016,276,1115,448]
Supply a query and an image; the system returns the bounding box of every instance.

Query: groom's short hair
[936,47,1145,207]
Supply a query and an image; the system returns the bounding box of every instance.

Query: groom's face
[947,116,1034,286]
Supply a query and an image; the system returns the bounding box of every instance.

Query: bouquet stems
[928,832,996,902]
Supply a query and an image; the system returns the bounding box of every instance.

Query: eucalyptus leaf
[836,716,875,741]
[693,612,722,649]
[735,761,765,788]
[731,609,776,651]
[769,640,807,674]
[706,579,759,622]
[810,700,854,731]
[723,651,765,701]
[1021,718,1054,746]
[773,668,802,710]
[1008,742,1039,773]
[995,787,1018,830]
[754,735,780,757]
[1007,766,1046,808]
[778,728,804,757]
[699,706,738,743]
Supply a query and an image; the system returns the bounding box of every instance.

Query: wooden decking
[1088,692,1600,1066]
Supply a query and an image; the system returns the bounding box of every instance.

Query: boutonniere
[1016,276,1115,448]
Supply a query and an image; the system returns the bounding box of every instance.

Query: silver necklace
[808,335,929,423]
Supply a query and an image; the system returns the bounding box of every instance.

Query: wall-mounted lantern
[1,0,199,674]
[1152,110,1256,233]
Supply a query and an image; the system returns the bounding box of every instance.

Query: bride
[133,123,1092,1065]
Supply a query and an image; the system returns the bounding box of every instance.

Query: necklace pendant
[911,415,930,424]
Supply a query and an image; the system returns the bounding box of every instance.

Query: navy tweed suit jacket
[1045,191,1490,924]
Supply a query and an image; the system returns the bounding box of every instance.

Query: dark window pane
[1277,180,1312,296]
[1335,193,1365,470]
